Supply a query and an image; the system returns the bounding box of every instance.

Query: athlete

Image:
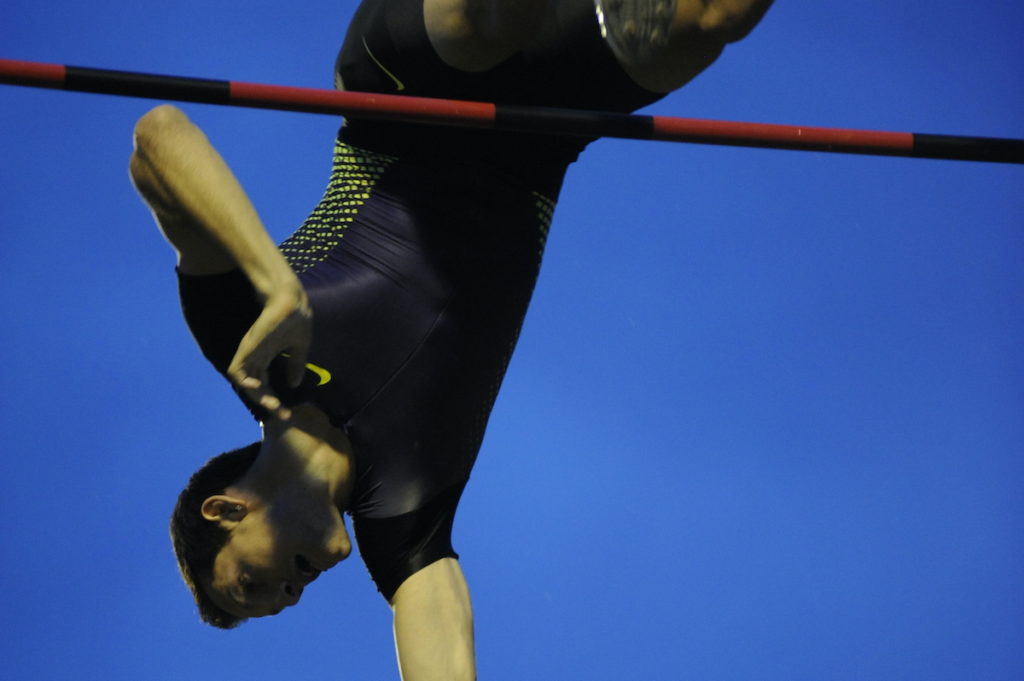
[130,1,773,679]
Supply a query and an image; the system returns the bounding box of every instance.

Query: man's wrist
[248,263,305,303]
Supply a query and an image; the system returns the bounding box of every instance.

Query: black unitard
[179,0,665,599]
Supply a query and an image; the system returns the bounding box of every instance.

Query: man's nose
[323,530,351,566]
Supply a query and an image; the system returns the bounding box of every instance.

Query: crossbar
[2,58,1022,164]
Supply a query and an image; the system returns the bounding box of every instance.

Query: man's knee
[424,0,546,71]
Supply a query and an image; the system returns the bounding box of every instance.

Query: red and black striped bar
[2,59,1022,164]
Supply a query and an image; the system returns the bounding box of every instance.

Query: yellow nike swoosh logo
[363,37,405,91]
[281,354,333,386]
[304,362,332,386]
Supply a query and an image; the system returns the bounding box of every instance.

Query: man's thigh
[340,0,661,112]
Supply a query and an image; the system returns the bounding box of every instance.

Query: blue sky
[2,2,1022,680]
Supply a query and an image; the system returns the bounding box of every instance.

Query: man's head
[170,443,260,628]
[170,441,351,628]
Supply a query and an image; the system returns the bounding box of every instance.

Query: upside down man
[129,1,773,678]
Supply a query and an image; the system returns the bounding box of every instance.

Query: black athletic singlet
[179,0,665,599]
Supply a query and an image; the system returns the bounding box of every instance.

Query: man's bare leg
[424,0,547,71]
[373,4,775,680]
[423,1,773,90]
[391,558,476,681]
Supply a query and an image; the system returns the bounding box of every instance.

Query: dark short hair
[170,442,261,629]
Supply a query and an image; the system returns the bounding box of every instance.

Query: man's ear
[200,495,249,523]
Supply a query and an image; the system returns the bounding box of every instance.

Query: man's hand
[228,284,313,422]
[130,104,316,422]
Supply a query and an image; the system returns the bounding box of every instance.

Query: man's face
[205,503,351,619]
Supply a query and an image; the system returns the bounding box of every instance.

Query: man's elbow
[132,104,190,153]
[128,105,192,208]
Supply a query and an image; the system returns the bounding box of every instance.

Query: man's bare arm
[130,104,310,418]
[390,558,476,681]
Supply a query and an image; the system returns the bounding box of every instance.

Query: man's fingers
[249,389,291,422]
[225,287,312,422]
[231,371,292,421]
[228,358,273,405]
[238,375,261,390]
